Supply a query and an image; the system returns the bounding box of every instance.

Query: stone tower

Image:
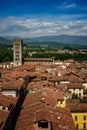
[13,39,23,67]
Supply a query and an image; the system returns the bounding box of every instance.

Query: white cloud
[57,1,77,9]
[0,15,87,37]
[64,3,76,8]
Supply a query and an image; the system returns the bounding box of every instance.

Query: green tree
[72,93,78,99]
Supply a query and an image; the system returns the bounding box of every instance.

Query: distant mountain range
[0,37,12,44]
[0,35,87,45]
[31,35,87,45]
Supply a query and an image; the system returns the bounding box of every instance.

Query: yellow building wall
[71,112,87,129]
[61,98,66,108]
[57,98,66,108]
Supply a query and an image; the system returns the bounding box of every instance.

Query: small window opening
[38,121,48,128]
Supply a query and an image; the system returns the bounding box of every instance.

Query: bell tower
[13,39,23,67]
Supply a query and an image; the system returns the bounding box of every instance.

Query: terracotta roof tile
[14,64,35,71]
[0,93,17,107]
[67,103,87,112]
[0,110,9,130]
[24,58,53,61]
[17,88,75,130]
[15,102,75,130]
[0,79,24,90]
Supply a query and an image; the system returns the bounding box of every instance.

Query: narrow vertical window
[75,116,78,121]
[83,123,86,129]
[83,116,86,120]
[76,124,78,129]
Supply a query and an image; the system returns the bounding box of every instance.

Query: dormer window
[38,121,48,128]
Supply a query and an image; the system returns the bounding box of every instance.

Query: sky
[0,0,87,38]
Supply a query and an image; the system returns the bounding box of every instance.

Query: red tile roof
[0,110,9,130]
[0,79,24,90]
[15,101,75,130]
[24,58,53,62]
[15,88,75,130]
[0,93,17,107]
[58,83,83,89]
[67,103,87,112]
[14,64,35,71]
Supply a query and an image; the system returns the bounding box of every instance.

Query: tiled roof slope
[0,110,9,130]
[15,89,75,130]
[0,93,17,107]
[67,103,87,112]
[0,79,24,90]
[16,104,75,130]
